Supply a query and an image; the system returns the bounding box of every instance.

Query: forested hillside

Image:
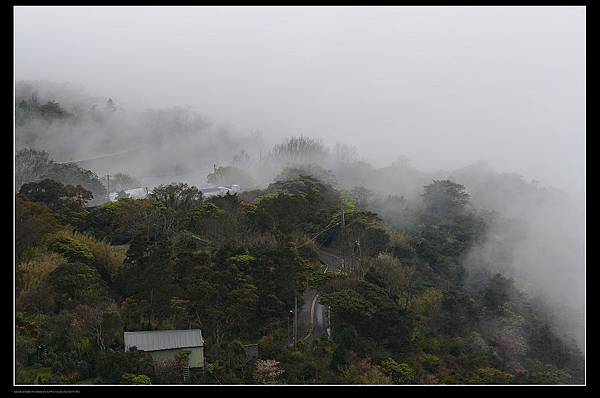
[14,6,585,386]
[15,155,584,384]
[14,83,585,384]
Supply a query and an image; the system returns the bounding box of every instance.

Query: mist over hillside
[14,6,585,386]
[15,80,584,349]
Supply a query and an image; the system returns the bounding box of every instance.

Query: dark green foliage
[276,165,337,187]
[17,98,70,120]
[96,349,155,384]
[121,373,152,384]
[49,262,108,310]
[413,180,487,280]
[321,280,413,356]
[265,175,341,235]
[83,198,162,244]
[422,179,470,218]
[437,290,480,337]
[185,256,258,343]
[205,340,255,384]
[20,179,92,212]
[326,208,390,258]
[149,182,202,211]
[380,357,416,384]
[46,235,94,264]
[308,272,346,289]
[526,322,584,373]
[15,149,104,203]
[116,236,183,321]
[15,196,61,260]
[189,201,236,245]
[249,244,308,321]
[247,192,307,240]
[483,274,518,314]
[14,166,585,385]
[41,164,106,204]
[468,367,514,384]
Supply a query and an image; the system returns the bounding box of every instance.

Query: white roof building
[124,329,204,352]
[199,184,240,198]
[109,187,149,202]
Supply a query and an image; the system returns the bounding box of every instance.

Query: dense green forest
[14,89,584,384]
[15,151,584,384]
[14,5,586,386]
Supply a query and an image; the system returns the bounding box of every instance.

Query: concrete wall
[149,346,204,368]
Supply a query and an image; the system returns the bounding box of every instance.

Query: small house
[124,329,205,369]
[109,187,149,202]
[199,184,241,198]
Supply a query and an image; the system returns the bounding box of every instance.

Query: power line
[297,220,342,248]
[55,148,140,164]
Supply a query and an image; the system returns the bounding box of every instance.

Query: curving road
[298,248,343,343]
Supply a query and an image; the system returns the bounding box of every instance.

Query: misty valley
[14,81,584,385]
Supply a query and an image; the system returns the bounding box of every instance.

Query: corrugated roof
[124,329,204,352]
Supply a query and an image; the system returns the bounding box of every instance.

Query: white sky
[14,6,585,198]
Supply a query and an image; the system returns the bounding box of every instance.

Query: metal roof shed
[124,329,204,352]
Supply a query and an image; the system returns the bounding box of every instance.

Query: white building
[109,187,149,202]
[199,184,240,198]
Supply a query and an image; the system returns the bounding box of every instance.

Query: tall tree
[149,183,202,211]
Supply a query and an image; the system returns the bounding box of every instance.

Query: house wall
[149,346,204,368]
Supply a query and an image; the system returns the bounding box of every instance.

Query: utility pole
[293,291,298,350]
[105,173,111,201]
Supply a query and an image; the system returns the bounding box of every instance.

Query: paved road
[298,248,343,344]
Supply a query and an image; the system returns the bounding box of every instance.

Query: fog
[14,6,585,198]
[14,6,585,348]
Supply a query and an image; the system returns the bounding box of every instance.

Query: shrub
[468,367,514,384]
[381,357,416,384]
[46,232,94,264]
[121,373,152,384]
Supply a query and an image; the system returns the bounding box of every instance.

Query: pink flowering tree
[254,359,285,384]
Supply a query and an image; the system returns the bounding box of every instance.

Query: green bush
[468,367,514,384]
[121,373,152,384]
[381,357,416,384]
[47,233,94,264]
